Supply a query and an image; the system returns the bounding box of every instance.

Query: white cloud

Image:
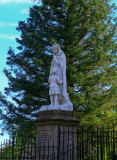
[0,0,33,5]
[0,22,6,27]
[0,34,19,40]
[0,22,18,27]
[20,9,29,14]
[9,23,18,27]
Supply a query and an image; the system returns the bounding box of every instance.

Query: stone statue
[48,67,62,105]
[40,44,73,111]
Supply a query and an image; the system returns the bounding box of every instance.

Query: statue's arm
[57,77,62,85]
[53,56,59,65]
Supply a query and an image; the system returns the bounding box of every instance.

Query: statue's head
[52,43,59,55]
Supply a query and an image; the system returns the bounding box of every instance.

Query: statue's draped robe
[50,46,70,104]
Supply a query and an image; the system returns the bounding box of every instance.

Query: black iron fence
[0,139,36,160]
[0,125,117,160]
[76,125,117,160]
[57,125,117,160]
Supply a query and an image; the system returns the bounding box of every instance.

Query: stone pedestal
[35,110,79,160]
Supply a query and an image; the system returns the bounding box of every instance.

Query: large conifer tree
[0,0,117,137]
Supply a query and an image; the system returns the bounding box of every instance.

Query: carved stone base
[40,102,73,111]
[35,110,79,160]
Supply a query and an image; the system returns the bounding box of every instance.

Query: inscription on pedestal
[38,129,52,141]
[36,110,79,160]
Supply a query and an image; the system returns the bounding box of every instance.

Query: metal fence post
[57,124,60,160]
[12,140,14,160]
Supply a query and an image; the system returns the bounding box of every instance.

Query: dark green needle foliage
[0,0,117,138]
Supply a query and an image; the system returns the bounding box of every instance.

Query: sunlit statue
[40,44,73,111]
[48,67,62,105]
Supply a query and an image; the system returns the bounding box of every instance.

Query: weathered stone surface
[40,44,73,111]
[35,110,79,160]
[35,110,78,122]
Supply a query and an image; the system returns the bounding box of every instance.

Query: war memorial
[35,44,79,160]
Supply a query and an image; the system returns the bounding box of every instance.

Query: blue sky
[0,0,37,92]
[0,0,38,142]
[0,0,117,142]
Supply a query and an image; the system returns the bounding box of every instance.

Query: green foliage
[0,0,117,137]
[0,138,36,159]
